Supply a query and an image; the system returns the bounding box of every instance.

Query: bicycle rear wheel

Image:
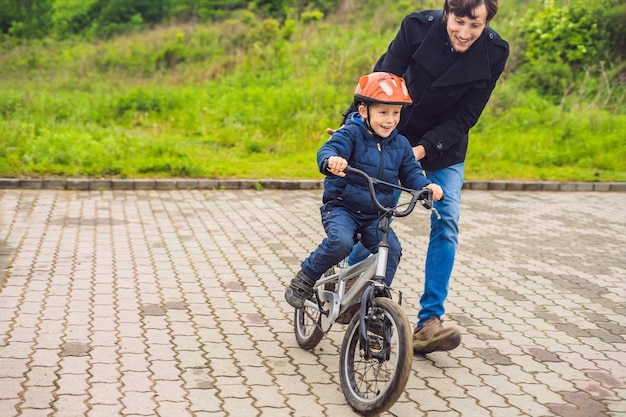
[293,268,335,349]
[293,294,325,349]
[339,297,412,416]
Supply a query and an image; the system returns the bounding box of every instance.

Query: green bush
[606,2,626,61]
[301,11,324,23]
[154,44,187,69]
[0,92,22,118]
[113,88,178,117]
[516,0,624,102]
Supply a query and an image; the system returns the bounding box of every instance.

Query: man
[346,0,509,354]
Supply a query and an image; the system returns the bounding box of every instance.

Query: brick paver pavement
[0,189,624,417]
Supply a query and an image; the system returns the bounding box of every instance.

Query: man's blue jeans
[418,162,464,327]
[348,162,464,328]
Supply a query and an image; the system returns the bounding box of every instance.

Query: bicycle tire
[293,268,335,349]
[339,297,412,416]
[293,294,325,349]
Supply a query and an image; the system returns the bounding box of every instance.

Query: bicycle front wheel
[339,297,412,416]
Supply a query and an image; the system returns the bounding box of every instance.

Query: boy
[285,72,443,309]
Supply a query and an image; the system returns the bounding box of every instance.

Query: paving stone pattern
[0,189,624,417]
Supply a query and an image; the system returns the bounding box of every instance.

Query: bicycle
[292,165,439,416]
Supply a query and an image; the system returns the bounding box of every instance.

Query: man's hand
[426,183,444,201]
[327,156,348,177]
[413,145,426,161]
[326,124,344,136]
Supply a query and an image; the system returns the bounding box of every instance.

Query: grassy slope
[0,1,624,182]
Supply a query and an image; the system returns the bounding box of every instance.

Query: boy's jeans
[347,162,465,328]
[348,187,401,266]
[301,203,402,286]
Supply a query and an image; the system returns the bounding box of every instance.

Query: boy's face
[359,103,403,138]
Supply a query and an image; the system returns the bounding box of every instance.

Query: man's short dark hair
[443,0,499,23]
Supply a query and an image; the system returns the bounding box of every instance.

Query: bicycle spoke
[302,307,324,333]
[340,298,411,414]
[353,345,394,398]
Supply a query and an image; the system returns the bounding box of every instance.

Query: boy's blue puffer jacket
[317,112,432,215]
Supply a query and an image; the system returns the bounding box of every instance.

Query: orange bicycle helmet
[354,72,412,106]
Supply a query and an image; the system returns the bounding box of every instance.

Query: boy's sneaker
[413,317,461,354]
[284,270,316,309]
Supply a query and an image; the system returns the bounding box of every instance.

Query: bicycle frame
[304,254,378,332]
[292,164,437,415]
[302,164,435,333]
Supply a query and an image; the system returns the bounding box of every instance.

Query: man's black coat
[374,10,509,171]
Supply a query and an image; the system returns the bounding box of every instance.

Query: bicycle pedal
[367,335,383,350]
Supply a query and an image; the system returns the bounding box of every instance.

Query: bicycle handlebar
[323,160,437,219]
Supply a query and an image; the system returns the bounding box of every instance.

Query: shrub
[113,88,177,116]
[0,92,22,118]
[301,11,324,24]
[154,44,186,69]
[516,0,624,101]
[257,18,281,43]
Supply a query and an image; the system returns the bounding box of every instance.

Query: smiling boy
[284,72,443,309]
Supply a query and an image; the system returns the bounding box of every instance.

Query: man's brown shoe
[413,316,461,354]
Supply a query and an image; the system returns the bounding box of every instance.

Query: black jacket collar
[416,19,492,87]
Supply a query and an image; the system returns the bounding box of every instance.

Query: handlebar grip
[323,159,352,176]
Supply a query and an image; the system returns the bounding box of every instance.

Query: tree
[0,0,18,34]
[3,0,53,38]
[51,0,98,38]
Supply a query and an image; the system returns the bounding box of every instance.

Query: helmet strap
[364,106,373,132]
[358,103,374,132]
[363,105,384,141]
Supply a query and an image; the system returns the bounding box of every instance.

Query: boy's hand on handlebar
[426,183,444,201]
[327,156,348,177]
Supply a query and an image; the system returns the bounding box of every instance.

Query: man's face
[446,3,488,53]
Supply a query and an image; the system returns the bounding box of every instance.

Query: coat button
[428,15,434,22]
[489,33,494,39]
[436,143,443,150]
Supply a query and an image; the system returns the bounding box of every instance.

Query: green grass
[0,1,624,182]
[469,88,626,181]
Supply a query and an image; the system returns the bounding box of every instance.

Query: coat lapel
[414,21,492,87]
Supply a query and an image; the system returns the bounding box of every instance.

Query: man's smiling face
[446,3,488,53]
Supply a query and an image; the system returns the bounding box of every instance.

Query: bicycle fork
[359,215,394,361]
